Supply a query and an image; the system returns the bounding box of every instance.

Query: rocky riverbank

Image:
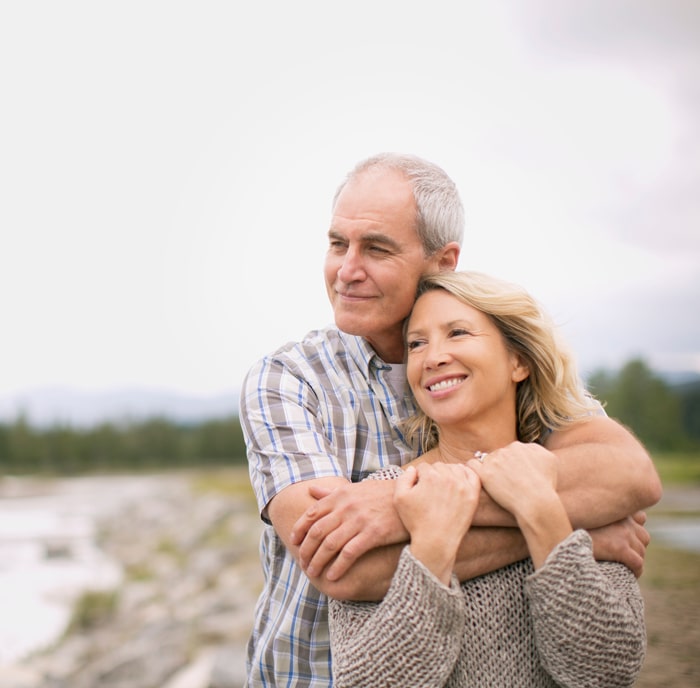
[2,471,699,687]
[0,469,262,688]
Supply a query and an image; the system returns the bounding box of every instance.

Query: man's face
[324,168,443,362]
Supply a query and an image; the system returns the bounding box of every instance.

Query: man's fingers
[627,551,644,579]
[624,513,651,554]
[624,515,650,576]
[633,519,651,549]
[309,485,335,500]
[632,510,647,526]
[324,533,371,581]
[290,496,335,545]
[290,514,313,546]
[297,513,343,568]
[305,522,359,578]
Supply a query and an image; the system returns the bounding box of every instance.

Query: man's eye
[368,245,390,254]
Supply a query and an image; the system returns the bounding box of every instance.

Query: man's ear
[437,241,460,271]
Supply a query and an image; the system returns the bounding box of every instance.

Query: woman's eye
[407,340,425,351]
[450,329,471,337]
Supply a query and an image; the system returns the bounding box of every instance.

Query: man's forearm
[545,417,662,528]
[310,543,404,602]
[316,525,527,601]
[453,526,527,581]
[469,419,661,530]
[470,487,517,527]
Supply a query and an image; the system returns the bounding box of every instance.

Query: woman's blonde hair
[402,271,599,453]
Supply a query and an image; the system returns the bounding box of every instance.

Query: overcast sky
[1,0,698,412]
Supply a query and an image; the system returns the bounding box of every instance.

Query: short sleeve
[240,354,346,520]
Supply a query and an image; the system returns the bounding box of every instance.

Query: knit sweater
[328,476,646,687]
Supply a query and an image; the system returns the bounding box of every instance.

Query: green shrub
[65,589,118,633]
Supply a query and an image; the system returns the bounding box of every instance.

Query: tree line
[588,358,699,452]
[0,416,247,475]
[0,358,697,475]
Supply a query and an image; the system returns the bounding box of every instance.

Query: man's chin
[333,313,368,337]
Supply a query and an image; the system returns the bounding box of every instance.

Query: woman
[328,271,646,687]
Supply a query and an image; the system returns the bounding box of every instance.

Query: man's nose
[336,246,366,284]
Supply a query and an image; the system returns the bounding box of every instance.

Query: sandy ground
[634,486,700,687]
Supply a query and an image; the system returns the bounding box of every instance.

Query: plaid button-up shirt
[240,327,417,686]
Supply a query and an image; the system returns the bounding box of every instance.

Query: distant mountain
[585,367,700,388]
[662,371,700,387]
[2,366,698,429]
[0,387,240,428]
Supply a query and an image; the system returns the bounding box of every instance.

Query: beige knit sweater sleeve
[329,546,466,688]
[525,529,646,687]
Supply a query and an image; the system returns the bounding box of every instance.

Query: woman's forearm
[513,494,573,569]
[329,549,465,687]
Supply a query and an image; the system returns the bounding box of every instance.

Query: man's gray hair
[333,152,465,255]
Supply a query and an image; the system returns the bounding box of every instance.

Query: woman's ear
[511,355,530,383]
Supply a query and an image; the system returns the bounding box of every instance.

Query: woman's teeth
[428,377,464,392]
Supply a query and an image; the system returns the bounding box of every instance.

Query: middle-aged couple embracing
[240,153,662,687]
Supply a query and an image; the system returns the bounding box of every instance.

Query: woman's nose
[424,342,451,368]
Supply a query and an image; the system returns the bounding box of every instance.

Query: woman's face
[405,289,529,431]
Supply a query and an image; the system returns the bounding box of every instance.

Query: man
[240,153,661,686]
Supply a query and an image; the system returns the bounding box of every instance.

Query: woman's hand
[467,442,559,516]
[468,442,573,569]
[394,462,481,584]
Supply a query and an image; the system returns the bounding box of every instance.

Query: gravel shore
[0,470,262,688]
[2,470,698,687]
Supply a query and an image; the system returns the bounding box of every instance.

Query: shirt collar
[337,330,393,378]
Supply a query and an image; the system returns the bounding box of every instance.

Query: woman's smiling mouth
[427,376,467,392]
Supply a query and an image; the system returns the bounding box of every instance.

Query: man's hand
[588,511,651,577]
[291,478,409,580]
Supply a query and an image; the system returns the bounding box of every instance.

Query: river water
[648,515,700,554]
[0,475,177,665]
